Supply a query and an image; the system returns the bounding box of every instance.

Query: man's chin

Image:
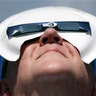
[34,62,73,83]
[36,58,71,75]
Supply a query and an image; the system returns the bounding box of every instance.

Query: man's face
[7,28,95,96]
[18,28,85,81]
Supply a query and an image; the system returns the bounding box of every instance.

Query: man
[0,7,96,96]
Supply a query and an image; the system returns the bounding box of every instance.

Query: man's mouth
[36,48,66,60]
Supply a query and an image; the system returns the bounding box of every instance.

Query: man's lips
[36,45,67,60]
[41,50,64,57]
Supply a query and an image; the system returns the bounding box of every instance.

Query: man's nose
[39,28,63,46]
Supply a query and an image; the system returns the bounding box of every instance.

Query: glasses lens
[21,24,42,33]
[7,23,42,38]
[58,22,81,31]
[57,22,91,35]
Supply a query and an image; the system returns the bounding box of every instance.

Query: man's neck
[13,80,91,96]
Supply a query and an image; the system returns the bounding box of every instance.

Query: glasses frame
[7,21,91,38]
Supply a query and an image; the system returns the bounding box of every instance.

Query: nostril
[54,37,60,42]
[42,37,48,44]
